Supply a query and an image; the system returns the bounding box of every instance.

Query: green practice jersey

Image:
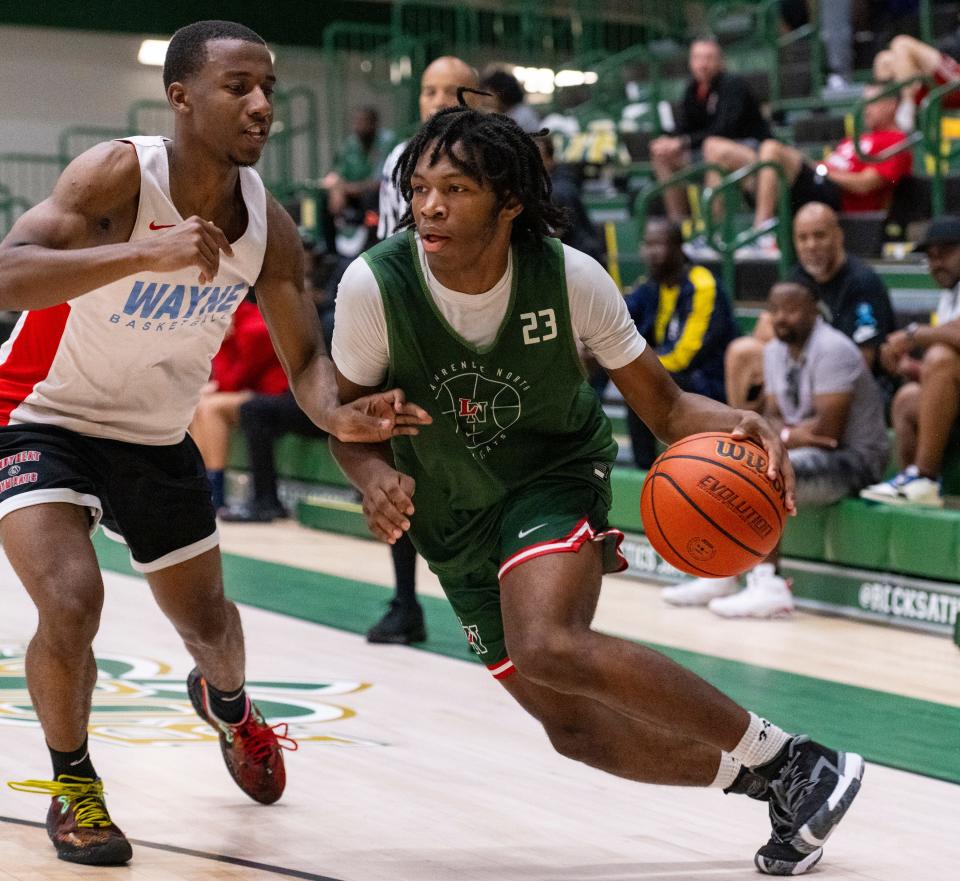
[364,228,616,498]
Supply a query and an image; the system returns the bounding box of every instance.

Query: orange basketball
[640,432,788,577]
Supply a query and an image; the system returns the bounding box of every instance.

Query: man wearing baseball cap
[861,216,960,506]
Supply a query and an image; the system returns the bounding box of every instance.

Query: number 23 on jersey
[520,309,557,345]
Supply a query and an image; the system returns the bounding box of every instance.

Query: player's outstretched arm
[329,370,418,544]
[255,198,431,443]
[0,141,233,310]
[609,347,796,512]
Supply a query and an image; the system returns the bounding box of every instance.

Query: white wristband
[780,427,791,444]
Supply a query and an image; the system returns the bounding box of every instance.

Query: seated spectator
[625,218,739,467]
[725,203,896,408]
[873,34,960,129]
[190,295,288,511]
[861,216,960,507]
[651,37,771,222]
[536,136,604,263]
[321,107,394,256]
[221,238,327,522]
[666,280,890,617]
[707,82,911,251]
[479,69,541,132]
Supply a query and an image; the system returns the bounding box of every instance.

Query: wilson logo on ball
[640,432,788,578]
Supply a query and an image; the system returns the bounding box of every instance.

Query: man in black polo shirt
[650,37,771,222]
[725,202,895,409]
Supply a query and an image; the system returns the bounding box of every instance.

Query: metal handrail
[634,162,727,282]
[702,160,795,290]
[57,127,130,164]
[918,79,960,215]
[850,77,926,165]
[766,0,822,107]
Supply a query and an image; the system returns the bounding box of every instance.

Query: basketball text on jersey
[110,280,249,330]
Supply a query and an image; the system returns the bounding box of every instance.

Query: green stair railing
[917,80,960,216]
[321,24,427,169]
[851,77,960,216]
[0,154,63,212]
[634,162,726,278]
[702,160,795,292]
[0,184,31,239]
[58,126,130,162]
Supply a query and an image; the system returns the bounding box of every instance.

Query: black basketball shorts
[0,424,218,572]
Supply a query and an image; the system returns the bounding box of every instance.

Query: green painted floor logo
[0,648,379,747]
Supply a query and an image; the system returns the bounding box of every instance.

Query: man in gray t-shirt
[764,300,889,489]
[667,280,890,619]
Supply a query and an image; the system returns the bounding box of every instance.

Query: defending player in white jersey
[0,20,429,867]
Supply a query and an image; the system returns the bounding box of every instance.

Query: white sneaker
[662,576,739,607]
[708,564,794,619]
[737,232,780,261]
[822,74,862,98]
[684,234,719,262]
[859,465,943,508]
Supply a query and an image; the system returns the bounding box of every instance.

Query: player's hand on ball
[360,466,417,543]
[730,412,797,514]
[331,389,432,443]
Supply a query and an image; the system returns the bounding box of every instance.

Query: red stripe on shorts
[486,658,516,679]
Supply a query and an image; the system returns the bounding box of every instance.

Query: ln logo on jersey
[437,372,521,451]
[458,397,487,422]
[0,648,381,747]
[458,619,487,656]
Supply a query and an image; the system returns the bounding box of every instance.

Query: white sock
[730,712,791,769]
[710,752,742,789]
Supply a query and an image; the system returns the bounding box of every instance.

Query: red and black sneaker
[7,775,133,865]
[187,667,297,805]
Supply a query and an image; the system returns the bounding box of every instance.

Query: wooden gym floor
[0,520,956,880]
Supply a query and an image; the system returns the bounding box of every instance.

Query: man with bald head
[370,55,479,645]
[725,203,894,409]
[378,56,479,240]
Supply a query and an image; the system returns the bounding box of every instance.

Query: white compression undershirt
[332,236,646,388]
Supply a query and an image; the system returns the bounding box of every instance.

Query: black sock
[390,533,418,607]
[206,679,247,725]
[49,737,97,781]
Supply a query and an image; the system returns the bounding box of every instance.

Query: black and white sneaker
[724,765,821,875]
[754,736,864,874]
[754,795,823,875]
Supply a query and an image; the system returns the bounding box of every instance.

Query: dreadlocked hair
[392,98,568,246]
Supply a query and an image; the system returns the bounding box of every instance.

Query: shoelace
[769,749,817,839]
[767,792,794,843]
[234,718,299,762]
[7,776,113,827]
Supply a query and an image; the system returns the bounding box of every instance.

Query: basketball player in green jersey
[330,102,864,876]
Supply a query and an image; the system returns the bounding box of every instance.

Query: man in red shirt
[191,297,289,510]
[750,82,911,233]
[704,82,911,254]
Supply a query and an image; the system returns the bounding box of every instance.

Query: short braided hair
[392,99,568,246]
[163,20,266,90]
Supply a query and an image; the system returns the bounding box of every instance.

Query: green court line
[93,535,960,785]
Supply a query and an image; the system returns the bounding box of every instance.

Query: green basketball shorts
[429,463,627,680]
